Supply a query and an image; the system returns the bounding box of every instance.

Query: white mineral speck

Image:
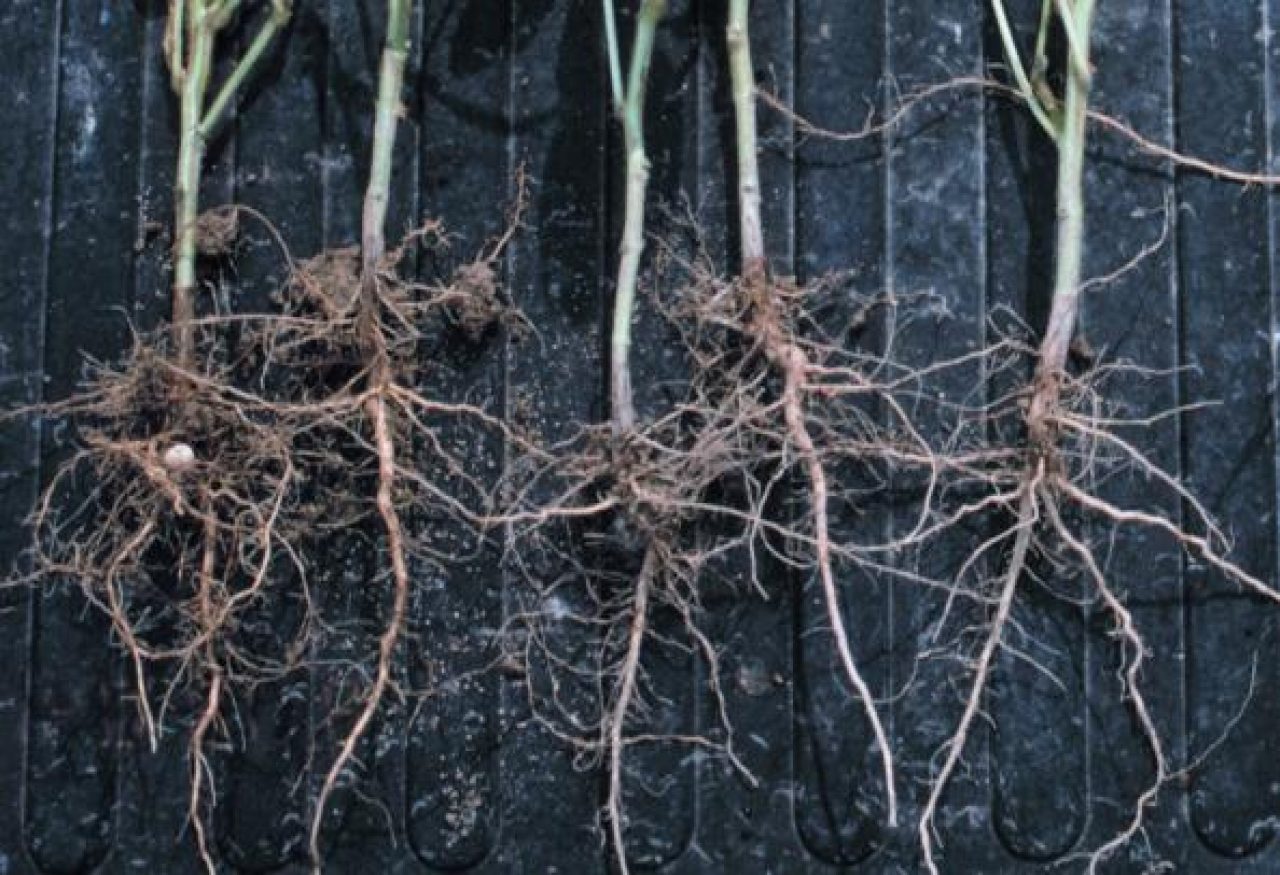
[162,442,196,472]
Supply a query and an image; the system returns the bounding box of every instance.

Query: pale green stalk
[601,0,625,113]
[609,0,666,431]
[169,0,291,369]
[726,0,763,276]
[1032,0,1052,73]
[198,1,293,141]
[1036,0,1094,381]
[359,0,411,338]
[173,2,217,370]
[991,0,1060,142]
[1051,0,1093,84]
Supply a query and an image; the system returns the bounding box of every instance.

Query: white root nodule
[162,441,197,473]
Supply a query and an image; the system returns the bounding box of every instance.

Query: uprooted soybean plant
[14,1,520,872]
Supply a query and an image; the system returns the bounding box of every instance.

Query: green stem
[209,0,243,29]
[360,0,411,333]
[726,0,764,278]
[601,0,625,114]
[1031,0,1052,75]
[609,0,665,431]
[1051,0,1092,86]
[164,0,186,93]
[990,0,1060,143]
[198,1,292,141]
[1035,0,1094,385]
[173,0,216,370]
[171,0,292,370]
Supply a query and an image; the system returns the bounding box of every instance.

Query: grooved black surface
[2,1,1280,872]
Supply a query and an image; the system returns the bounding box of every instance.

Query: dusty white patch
[162,442,196,472]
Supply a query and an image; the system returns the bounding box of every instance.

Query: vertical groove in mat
[1174,0,1280,858]
[178,11,244,866]
[880,1,896,866]
[0,0,62,872]
[311,0,392,868]
[1251,0,1280,864]
[309,1,426,868]
[1073,2,1185,870]
[884,0,991,870]
[401,0,510,868]
[112,5,205,870]
[312,0,362,860]
[1159,4,1193,869]
[789,0,891,865]
[496,0,610,869]
[24,1,143,871]
[499,0,518,861]
[606,0,700,867]
[1266,0,1280,852]
[980,22,1056,865]
[687,0,803,868]
[977,3,1059,869]
[985,0,1081,863]
[216,6,323,870]
[984,0,1086,855]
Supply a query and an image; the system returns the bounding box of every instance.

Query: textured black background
[2,0,1280,872]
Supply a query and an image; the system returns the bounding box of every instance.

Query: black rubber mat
[1,1,1278,872]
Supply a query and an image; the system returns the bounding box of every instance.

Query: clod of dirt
[195,208,240,257]
[290,246,361,319]
[448,261,506,341]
